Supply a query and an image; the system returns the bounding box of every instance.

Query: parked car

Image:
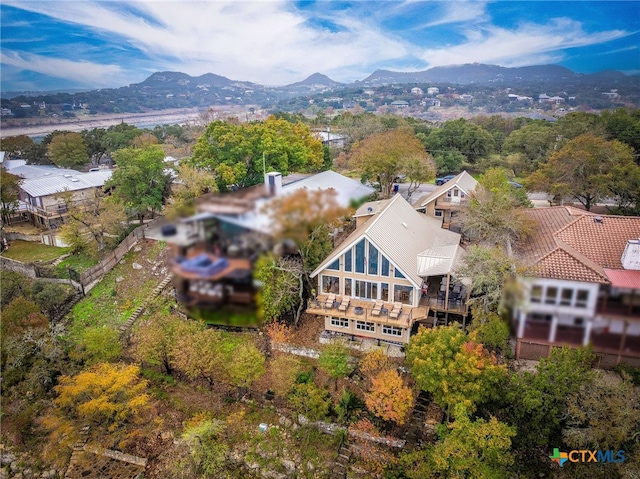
[435,174,456,186]
[508,180,523,188]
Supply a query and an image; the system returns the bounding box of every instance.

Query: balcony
[306,294,429,328]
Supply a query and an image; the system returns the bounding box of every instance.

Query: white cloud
[0,50,128,88]
[418,18,629,68]
[3,1,408,84]
[417,1,489,28]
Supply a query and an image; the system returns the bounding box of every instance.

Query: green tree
[433,409,515,479]
[406,325,506,415]
[461,168,532,256]
[57,189,127,255]
[507,347,594,452]
[190,117,323,190]
[403,154,436,200]
[600,107,640,156]
[181,415,228,476]
[103,123,143,153]
[80,128,107,165]
[455,245,521,313]
[350,129,430,198]
[0,135,35,159]
[423,118,495,166]
[563,374,640,451]
[69,325,122,365]
[255,254,303,324]
[502,121,555,172]
[288,382,331,421]
[133,312,184,374]
[0,169,21,225]
[225,343,266,388]
[318,342,351,391]
[31,280,70,318]
[468,307,510,355]
[47,132,89,168]
[163,163,218,219]
[527,134,636,211]
[109,145,171,224]
[172,324,225,386]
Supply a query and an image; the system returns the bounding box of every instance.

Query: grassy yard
[1,240,70,262]
[66,243,163,337]
[55,253,99,277]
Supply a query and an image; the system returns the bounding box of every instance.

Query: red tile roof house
[513,207,640,367]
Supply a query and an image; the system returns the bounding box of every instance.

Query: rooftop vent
[64,174,72,178]
[402,222,408,228]
[70,178,80,182]
[593,216,604,224]
[367,207,373,213]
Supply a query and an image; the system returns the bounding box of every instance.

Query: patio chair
[371,300,384,316]
[325,293,336,308]
[338,296,350,312]
[389,302,403,319]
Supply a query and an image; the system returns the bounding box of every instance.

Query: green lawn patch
[1,240,69,262]
[66,249,158,336]
[55,253,99,277]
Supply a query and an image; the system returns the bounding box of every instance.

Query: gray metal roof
[312,194,462,287]
[416,170,478,208]
[7,164,81,180]
[20,170,112,197]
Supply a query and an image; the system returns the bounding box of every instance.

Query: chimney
[621,238,640,270]
[264,172,282,197]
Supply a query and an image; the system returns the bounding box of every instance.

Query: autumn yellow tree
[42,363,150,462]
[365,369,414,425]
[164,163,218,219]
[359,348,392,379]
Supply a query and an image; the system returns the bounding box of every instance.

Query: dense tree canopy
[109,145,171,223]
[350,128,430,198]
[406,325,506,414]
[47,132,89,169]
[0,169,21,225]
[423,118,495,168]
[461,168,532,256]
[527,133,638,211]
[502,121,555,172]
[190,117,324,190]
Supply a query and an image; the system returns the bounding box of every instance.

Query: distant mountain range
[2,63,637,115]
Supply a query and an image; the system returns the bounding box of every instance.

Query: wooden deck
[306,294,429,327]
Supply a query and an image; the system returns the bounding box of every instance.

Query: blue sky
[1,1,639,92]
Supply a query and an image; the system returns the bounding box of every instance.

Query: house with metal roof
[513,207,640,366]
[18,170,112,229]
[414,170,478,230]
[307,194,469,345]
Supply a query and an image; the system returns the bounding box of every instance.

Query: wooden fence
[77,216,163,289]
[516,338,640,369]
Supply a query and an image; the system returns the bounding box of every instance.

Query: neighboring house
[315,130,345,149]
[13,168,112,229]
[414,171,478,231]
[514,207,640,367]
[307,194,469,345]
[167,171,375,315]
[390,100,409,109]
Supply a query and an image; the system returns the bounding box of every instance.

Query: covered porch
[516,313,640,355]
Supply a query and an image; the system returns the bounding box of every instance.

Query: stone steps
[118,274,172,336]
